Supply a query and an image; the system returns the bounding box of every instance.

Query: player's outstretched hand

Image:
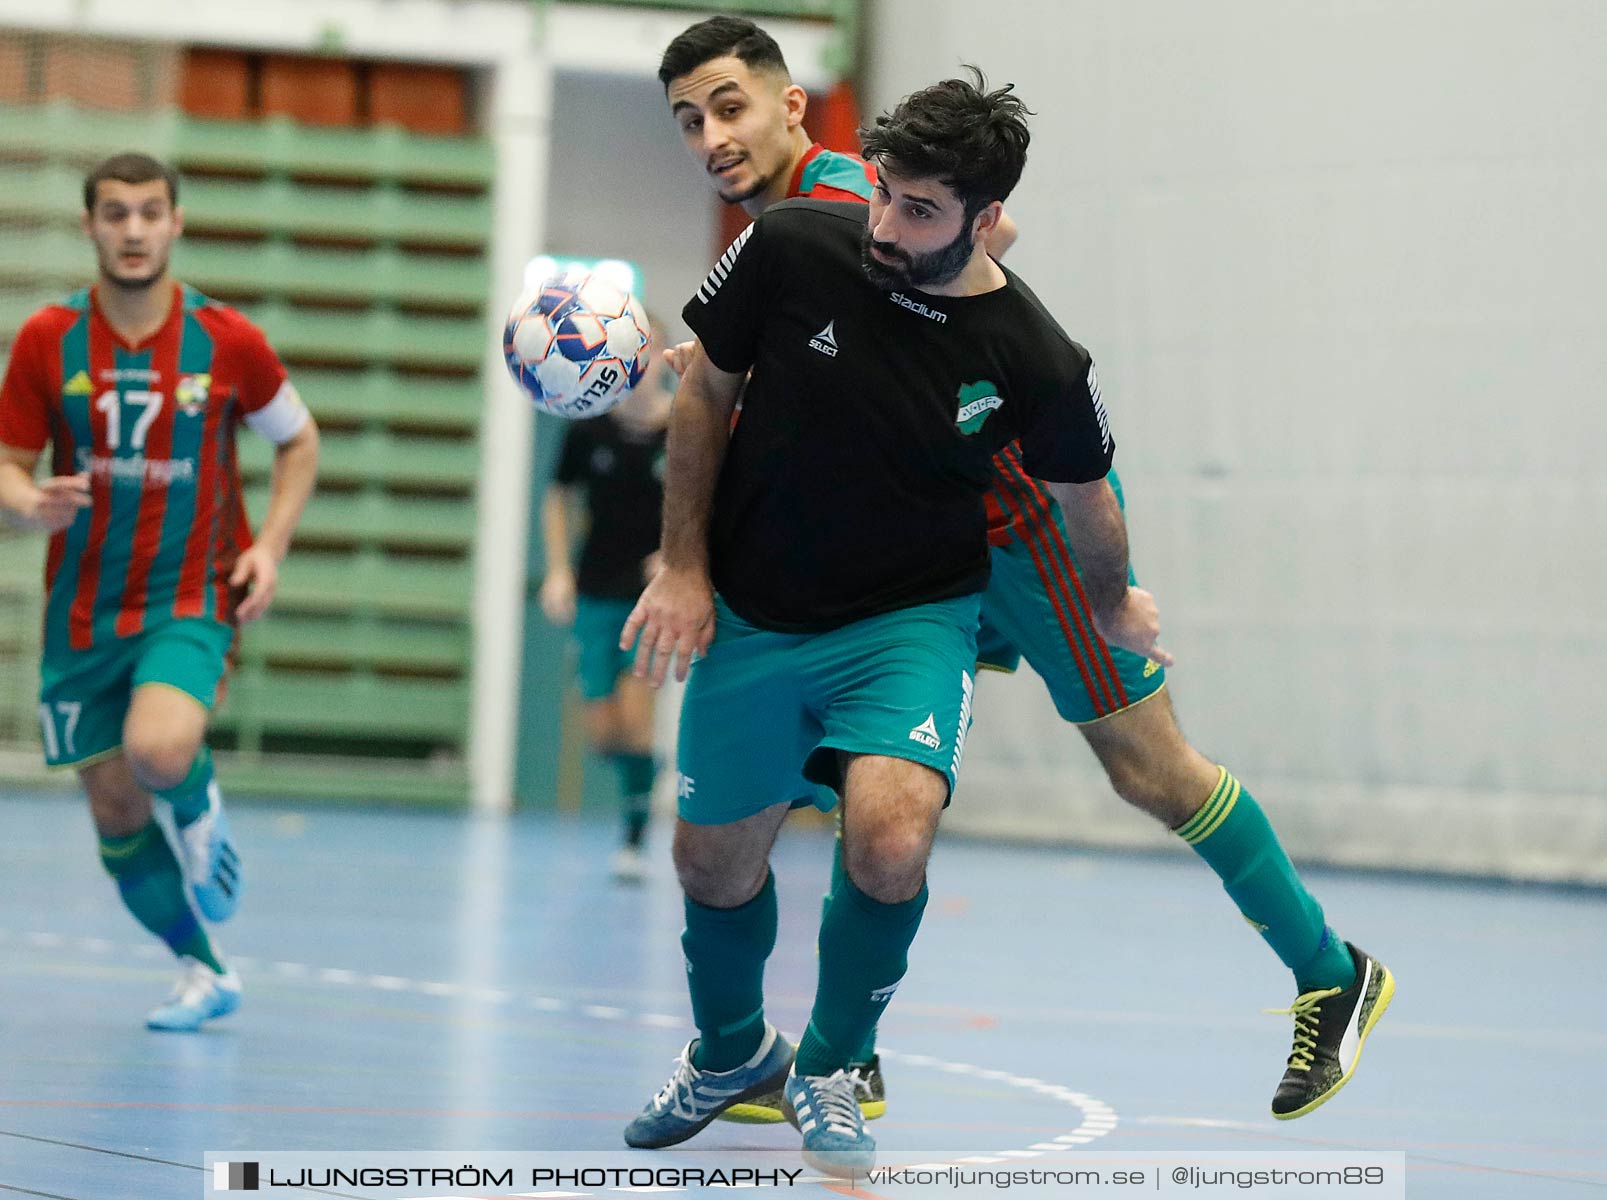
[229,545,281,624]
[31,473,91,532]
[662,341,696,376]
[621,564,714,687]
[1094,586,1175,668]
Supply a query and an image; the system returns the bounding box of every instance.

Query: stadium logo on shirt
[955,380,1004,435]
[62,370,92,396]
[809,320,839,357]
[889,292,948,323]
[175,373,211,416]
[908,713,941,750]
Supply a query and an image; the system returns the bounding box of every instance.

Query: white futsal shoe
[146,956,242,1032]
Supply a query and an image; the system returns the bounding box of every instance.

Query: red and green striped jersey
[786,142,877,204]
[0,284,307,655]
[788,143,1043,546]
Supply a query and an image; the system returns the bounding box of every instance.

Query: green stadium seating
[0,97,492,805]
[175,239,489,308]
[225,667,469,741]
[173,114,494,186]
[0,162,85,223]
[0,227,89,287]
[246,487,475,552]
[272,552,470,620]
[292,369,481,432]
[180,176,490,247]
[239,300,486,369]
[0,100,493,187]
[237,429,480,490]
[0,100,178,162]
[245,613,468,674]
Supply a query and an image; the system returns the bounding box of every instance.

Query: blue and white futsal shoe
[176,779,242,921]
[781,1065,877,1177]
[145,957,242,1032]
[623,1023,794,1148]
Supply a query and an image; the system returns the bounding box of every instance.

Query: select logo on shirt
[62,370,92,396]
[955,380,1004,435]
[175,373,211,416]
[809,320,839,357]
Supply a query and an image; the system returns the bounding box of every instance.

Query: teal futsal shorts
[572,595,636,701]
[675,594,981,826]
[37,617,234,768]
[975,468,1166,724]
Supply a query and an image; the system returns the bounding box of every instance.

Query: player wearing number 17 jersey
[0,153,320,1031]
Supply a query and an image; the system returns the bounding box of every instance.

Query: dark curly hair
[859,67,1031,219]
[658,16,789,89]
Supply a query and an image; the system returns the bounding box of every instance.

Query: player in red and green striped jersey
[653,19,1391,1126]
[0,153,320,1031]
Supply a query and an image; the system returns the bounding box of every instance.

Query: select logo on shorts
[809,320,839,357]
[213,1161,261,1191]
[956,380,1003,435]
[908,714,941,750]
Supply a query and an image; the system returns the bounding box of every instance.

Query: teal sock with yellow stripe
[1176,767,1355,992]
[99,822,224,973]
[685,872,777,1072]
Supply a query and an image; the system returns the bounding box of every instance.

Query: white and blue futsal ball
[503,269,651,419]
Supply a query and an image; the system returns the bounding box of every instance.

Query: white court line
[17,929,1123,1168]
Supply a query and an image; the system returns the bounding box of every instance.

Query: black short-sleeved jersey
[553,414,666,599]
[683,198,1114,632]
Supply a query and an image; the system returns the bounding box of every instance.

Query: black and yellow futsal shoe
[719,1053,886,1123]
[1269,943,1395,1119]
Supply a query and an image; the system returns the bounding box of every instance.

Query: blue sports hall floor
[2,790,1603,1199]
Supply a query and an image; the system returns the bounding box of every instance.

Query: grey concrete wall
[866,0,1607,880]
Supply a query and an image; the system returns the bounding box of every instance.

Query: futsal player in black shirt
[540,352,673,880]
[655,20,1394,1133]
[619,72,1166,1174]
